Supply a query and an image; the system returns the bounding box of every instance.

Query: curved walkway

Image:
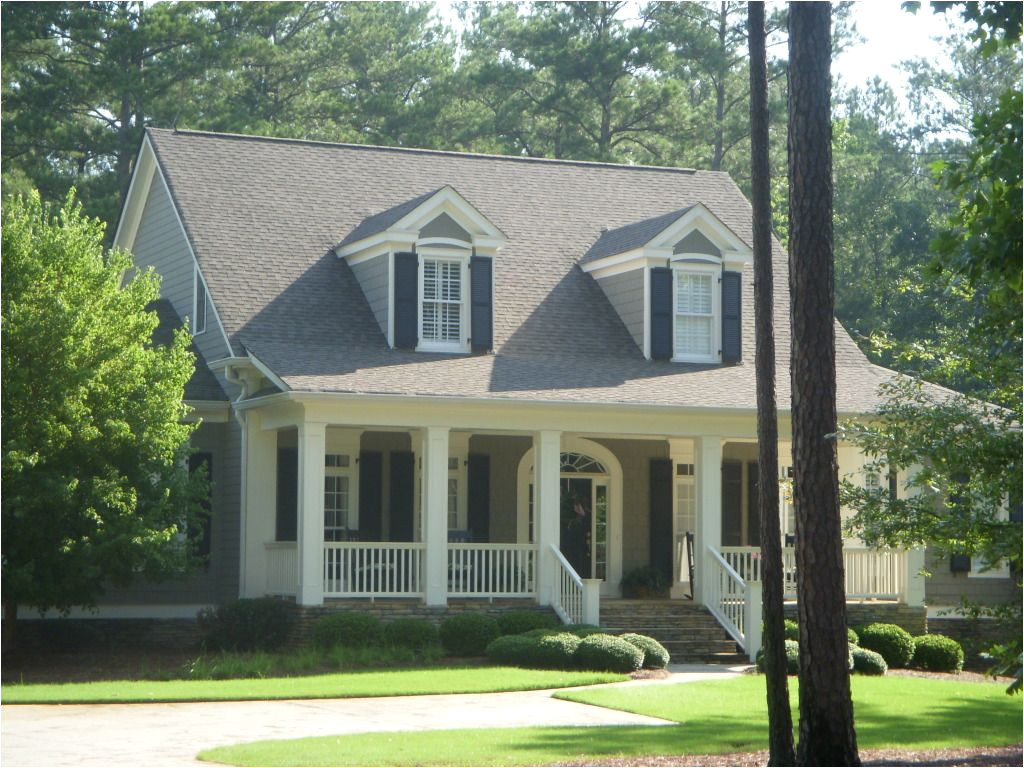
[0,664,747,767]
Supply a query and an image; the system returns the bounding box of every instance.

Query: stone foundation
[783,602,927,636]
[9,617,202,652]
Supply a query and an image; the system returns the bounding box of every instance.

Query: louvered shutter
[389,451,415,541]
[470,256,493,352]
[467,453,490,543]
[721,270,742,363]
[358,451,383,541]
[649,459,673,585]
[276,447,298,541]
[393,252,418,349]
[649,267,673,360]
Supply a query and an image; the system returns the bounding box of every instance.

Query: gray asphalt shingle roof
[146,127,896,413]
[336,187,442,247]
[581,205,696,264]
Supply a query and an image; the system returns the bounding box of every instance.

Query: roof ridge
[147,127,702,175]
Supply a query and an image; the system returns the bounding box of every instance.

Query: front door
[561,477,592,577]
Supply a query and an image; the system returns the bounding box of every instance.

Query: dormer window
[580,203,751,364]
[335,186,506,354]
[420,255,468,351]
[674,268,717,361]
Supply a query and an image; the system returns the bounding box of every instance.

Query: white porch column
[534,430,562,606]
[241,411,278,598]
[421,426,450,606]
[297,420,326,606]
[695,435,723,606]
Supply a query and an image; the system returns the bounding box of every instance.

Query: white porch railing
[265,542,298,595]
[323,542,425,597]
[706,546,762,661]
[447,543,537,597]
[720,546,905,600]
[550,545,600,626]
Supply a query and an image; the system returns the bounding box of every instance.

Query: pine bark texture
[748,3,794,765]
[787,3,860,766]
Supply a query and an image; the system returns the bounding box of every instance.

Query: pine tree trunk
[749,3,794,763]
[787,3,860,766]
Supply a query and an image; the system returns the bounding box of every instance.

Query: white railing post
[902,548,926,606]
[582,579,601,626]
[421,426,450,607]
[744,580,763,662]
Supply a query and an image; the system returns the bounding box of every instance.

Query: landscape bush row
[759,620,964,675]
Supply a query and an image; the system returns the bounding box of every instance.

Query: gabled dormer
[580,204,752,364]
[335,186,506,354]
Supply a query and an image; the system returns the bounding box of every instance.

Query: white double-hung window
[674,268,718,362]
[419,255,468,352]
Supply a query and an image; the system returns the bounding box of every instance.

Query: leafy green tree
[1,191,205,643]
[1,2,218,225]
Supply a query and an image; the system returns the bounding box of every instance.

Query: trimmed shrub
[780,620,857,646]
[851,646,888,676]
[565,624,605,638]
[620,633,670,669]
[756,639,800,674]
[856,623,915,668]
[383,618,439,651]
[912,634,964,672]
[312,611,383,650]
[485,632,581,669]
[198,597,294,652]
[485,635,538,666]
[439,613,500,657]
[574,633,644,673]
[783,619,800,641]
[497,610,559,636]
[521,627,561,639]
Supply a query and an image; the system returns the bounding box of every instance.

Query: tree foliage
[1,191,205,617]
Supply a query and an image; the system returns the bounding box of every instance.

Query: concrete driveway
[0,665,746,767]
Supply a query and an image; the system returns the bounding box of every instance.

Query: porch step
[599,599,748,664]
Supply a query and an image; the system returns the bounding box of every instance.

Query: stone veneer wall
[783,603,927,636]
[11,618,203,651]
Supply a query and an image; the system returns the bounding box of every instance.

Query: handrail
[551,544,585,625]
[705,545,750,652]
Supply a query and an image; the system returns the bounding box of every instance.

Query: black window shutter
[275,447,298,542]
[649,458,673,585]
[467,453,490,543]
[359,451,383,541]
[393,251,418,349]
[721,270,742,363]
[649,267,673,360]
[470,256,493,352]
[188,451,213,559]
[389,451,415,542]
[949,554,971,572]
[721,459,743,546]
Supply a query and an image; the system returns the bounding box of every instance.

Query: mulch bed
[555,745,1023,767]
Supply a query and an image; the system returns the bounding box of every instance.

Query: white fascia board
[113,134,158,251]
[247,351,290,392]
[394,185,507,242]
[652,203,753,261]
[184,400,231,423]
[336,232,417,260]
[208,356,252,372]
[589,256,675,282]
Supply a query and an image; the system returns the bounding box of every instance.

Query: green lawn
[1,667,625,704]
[198,676,1023,767]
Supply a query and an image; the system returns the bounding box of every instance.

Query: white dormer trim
[335,185,507,261]
[580,203,752,279]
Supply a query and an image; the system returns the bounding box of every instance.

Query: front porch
[238,400,924,657]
